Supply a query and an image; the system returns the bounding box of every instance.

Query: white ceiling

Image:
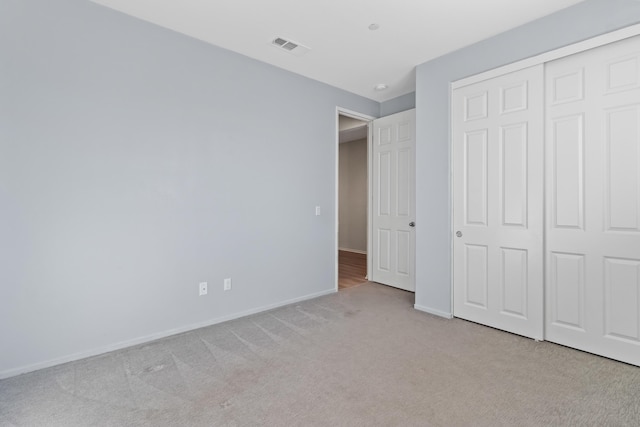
[339,126,368,144]
[91,0,585,102]
[339,115,368,143]
[339,116,368,132]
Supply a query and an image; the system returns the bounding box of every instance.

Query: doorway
[338,113,370,289]
[335,108,417,292]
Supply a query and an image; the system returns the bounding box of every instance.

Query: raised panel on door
[551,68,584,105]
[551,114,585,230]
[377,151,392,217]
[453,65,544,340]
[545,34,640,366]
[377,229,391,272]
[606,53,640,93]
[396,230,410,277]
[371,109,415,291]
[500,81,528,114]
[500,123,528,227]
[378,125,392,146]
[465,244,488,308]
[604,257,640,342]
[549,252,586,331]
[397,148,411,218]
[500,247,528,319]
[465,92,488,121]
[605,106,640,232]
[465,130,488,226]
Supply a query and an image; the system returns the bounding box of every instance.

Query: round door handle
[409,222,415,227]
[456,231,462,237]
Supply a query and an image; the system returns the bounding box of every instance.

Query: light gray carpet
[1,282,639,426]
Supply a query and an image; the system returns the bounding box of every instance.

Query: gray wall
[339,139,368,253]
[380,92,416,117]
[0,0,378,377]
[414,0,640,316]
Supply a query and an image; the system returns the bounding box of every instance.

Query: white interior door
[545,35,640,366]
[452,66,544,340]
[371,109,416,292]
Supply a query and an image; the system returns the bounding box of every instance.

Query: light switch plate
[199,282,208,296]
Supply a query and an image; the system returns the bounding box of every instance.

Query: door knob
[409,222,415,227]
[456,231,462,237]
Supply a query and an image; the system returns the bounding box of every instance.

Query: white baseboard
[414,304,453,319]
[0,288,337,380]
[338,247,367,255]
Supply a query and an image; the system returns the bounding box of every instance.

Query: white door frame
[335,107,376,291]
[450,23,640,315]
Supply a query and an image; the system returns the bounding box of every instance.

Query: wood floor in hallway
[338,250,367,289]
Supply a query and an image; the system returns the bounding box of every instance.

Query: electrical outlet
[199,282,208,296]
[224,278,232,291]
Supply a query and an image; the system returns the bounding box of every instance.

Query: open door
[370,109,416,292]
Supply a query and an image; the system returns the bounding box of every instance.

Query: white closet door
[452,65,544,340]
[546,35,640,366]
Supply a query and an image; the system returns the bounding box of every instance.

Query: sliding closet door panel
[546,35,640,366]
[453,65,544,340]
[549,252,586,330]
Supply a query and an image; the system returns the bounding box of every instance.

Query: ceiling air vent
[271,37,310,56]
